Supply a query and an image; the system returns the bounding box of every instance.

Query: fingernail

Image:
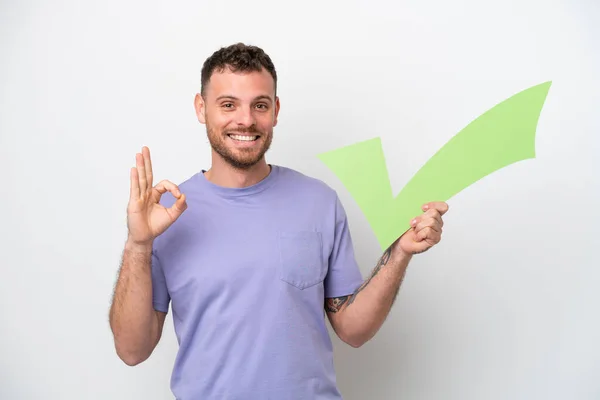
[411,219,416,226]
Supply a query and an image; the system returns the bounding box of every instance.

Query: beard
[206,121,273,170]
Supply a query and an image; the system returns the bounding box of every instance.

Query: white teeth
[230,134,258,141]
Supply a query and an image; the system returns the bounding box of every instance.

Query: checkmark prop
[318,81,552,251]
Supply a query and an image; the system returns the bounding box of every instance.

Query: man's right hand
[126,146,187,248]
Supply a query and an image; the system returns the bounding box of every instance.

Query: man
[109,42,448,399]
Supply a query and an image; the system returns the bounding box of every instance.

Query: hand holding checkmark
[318,81,552,251]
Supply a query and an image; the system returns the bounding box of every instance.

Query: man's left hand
[394,201,449,256]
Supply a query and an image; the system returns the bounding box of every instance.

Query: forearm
[109,240,159,364]
[330,245,412,347]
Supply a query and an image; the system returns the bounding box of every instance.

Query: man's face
[195,67,280,170]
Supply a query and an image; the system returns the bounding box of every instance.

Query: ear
[273,96,281,127]
[194,93,206,124]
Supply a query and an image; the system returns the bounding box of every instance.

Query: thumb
[169,193,187,219]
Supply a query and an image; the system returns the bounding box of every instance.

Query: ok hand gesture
[127,146,187,247]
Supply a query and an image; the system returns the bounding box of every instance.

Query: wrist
[125,237,153,253]
[390,242,413,264]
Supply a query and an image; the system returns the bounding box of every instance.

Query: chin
[209,134,271,170]
[223,151,265,170]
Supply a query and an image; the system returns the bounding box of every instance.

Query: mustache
[225,126,262,135]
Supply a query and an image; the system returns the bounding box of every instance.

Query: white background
[1,0,599,399]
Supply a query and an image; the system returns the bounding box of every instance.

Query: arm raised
[109,146,187,365]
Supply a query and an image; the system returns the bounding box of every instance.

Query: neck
[204,153,271,188]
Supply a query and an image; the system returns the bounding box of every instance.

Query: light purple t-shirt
[151,164,364,399]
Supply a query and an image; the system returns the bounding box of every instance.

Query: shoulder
[176,171,204,192]
[275,165,337,198]
[272,165,347,221]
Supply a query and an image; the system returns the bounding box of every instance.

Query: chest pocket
[277,231,326,290]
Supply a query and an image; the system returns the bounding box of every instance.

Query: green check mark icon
[318,81,552,251]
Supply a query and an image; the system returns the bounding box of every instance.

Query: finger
[153,179,181,198]
[169,193,187,218]
[411,216,440,233]
[410,215,422,228]
[142,146,153,188]
[136,153,147,194]
[411,209,442,228]
[416,227,440,243]
[422,201,449,216]
[424,208,443,228]
[153,180,187,218]
[416,227,431,241]
[153,180,181,204]
[130,167,140,201]
[415,217,441,234]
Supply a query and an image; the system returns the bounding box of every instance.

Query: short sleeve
[151,249,170,313]
[324,195,364,298]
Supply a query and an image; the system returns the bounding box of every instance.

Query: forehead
[205,67,275,100]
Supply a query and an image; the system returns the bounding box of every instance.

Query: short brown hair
[200,42,277,96]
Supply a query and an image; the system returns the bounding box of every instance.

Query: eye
[255,103,268,110]
[221,102,234,109]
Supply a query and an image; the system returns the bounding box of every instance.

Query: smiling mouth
[228,134,259,142]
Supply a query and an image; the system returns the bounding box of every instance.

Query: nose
[235,105,256,128]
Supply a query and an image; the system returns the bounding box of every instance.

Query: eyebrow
[215,94,273,103]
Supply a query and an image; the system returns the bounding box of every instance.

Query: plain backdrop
[1,0,599,399]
